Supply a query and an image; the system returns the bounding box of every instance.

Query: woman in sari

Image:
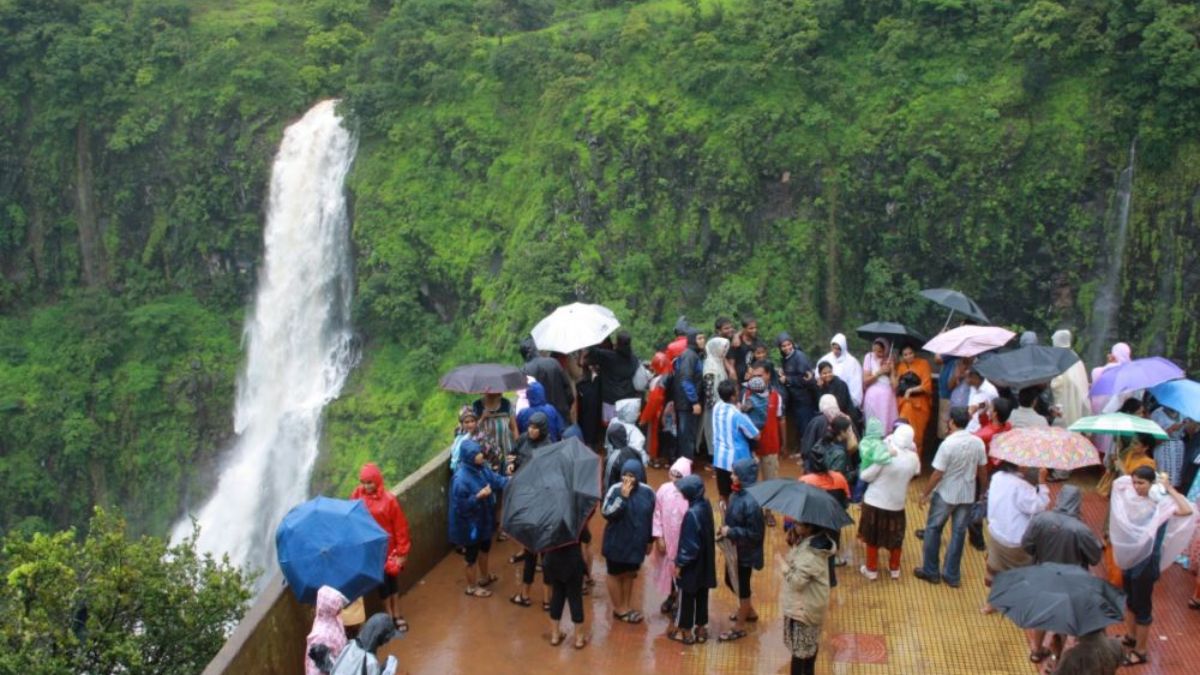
[860,338,897,433]
[892,345,933,455]
[1108,466,1194,665]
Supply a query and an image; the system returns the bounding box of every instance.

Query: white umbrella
[531,303,620,354]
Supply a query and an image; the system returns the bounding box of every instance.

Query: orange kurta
[896,357,933,455]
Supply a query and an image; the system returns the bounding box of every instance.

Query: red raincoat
[350,463,412,566]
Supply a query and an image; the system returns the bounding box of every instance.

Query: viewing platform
[207,452,1199,674]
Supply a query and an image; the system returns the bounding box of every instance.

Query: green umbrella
[1068,413,1168,440]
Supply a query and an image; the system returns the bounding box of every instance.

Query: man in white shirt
[981,463,1049,619]
[965,369,999,433]
[1008,387,1050,429]
[915,407,988,588]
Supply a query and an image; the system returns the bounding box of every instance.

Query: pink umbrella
[922,325,1016,358]
[989,427,1101,471]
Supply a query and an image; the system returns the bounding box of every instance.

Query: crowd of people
[304,316,1200,675]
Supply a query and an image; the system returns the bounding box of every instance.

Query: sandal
[542,601,551,612]
[729,613,758,622]
[509,594,532,607]
[393,617,409,632]
[613,610,644,624]
[666,628,695,645]
[718,629,748,642]
[1119,635,1137,649]
[549,630,566,646]
[574,634,588,649]
[465,586,492,598]
[1122,650,1148,666]
[478,573,499,588]
[1029,647,1051,663]
[1188,598,1200,610]
[695,626,709,643]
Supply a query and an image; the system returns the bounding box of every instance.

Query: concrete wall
[203,449,451,675]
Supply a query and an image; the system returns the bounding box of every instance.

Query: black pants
[791,651,817,675]
[522,550,538,585]
[676,588,709,630]
[549,577,584,624]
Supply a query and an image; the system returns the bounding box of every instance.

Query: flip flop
[549,631,566,647]
[509,594,532,607]
[694,626,709,643]
[718,629,748,642]
[1119,635,1137,649]
[393,617,409,632]
[613,610,643,624]
[478,573,499,587]
[728,613,758,622]
[1188,598,1200,610]
[666,629,695,645]
[1122,650,1148,666]
[1029,647,1051,663]
[574,635,589,650]
[465,586,492,598]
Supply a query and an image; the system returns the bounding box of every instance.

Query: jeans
[919,492,972,584]
[675,408,698,460]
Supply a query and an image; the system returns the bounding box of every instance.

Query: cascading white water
[1087,138,1136,367]
[172,100,358,582]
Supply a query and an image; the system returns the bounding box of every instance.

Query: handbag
[896,371,921,396]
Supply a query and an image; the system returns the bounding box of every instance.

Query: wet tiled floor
[382,461,1200,673]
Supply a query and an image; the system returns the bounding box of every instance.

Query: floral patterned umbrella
[989,427,1101,470]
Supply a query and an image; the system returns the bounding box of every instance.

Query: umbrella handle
[941,309,955,333]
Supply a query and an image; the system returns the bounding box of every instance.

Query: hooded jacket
[777,332,817,409]
[601,459,656,566]
[858,418,889,470]
[672,329,704,409]
[588,342,640,404]
[520,338,575,422]
[1020,485,1103,567]
[781,533,837,625]
[512,411,551,472]
[674,475,717,593]
[604,424,645,490]
[819,334,863,407]
[724,458,765,569]
[516,381,564,441]
[448,439,509,547]
[350,463,412,561]
[651,457,693,595]
[305,586,348,675]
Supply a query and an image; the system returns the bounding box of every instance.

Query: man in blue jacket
[672,328,705,460]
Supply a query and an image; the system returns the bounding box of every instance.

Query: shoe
[945,578,961,588]
[889,569,901,580]
[859,565,878,581]
[913,568,940,585]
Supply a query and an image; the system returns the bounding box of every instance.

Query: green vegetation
[0,507,251,674]
[2,0,1199,544]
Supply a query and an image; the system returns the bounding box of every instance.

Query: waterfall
[1087,138,1135,367]
[172,100,358,583]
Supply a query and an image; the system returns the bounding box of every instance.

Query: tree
[0,508,251,675]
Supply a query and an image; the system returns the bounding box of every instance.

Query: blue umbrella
[1089,357,1183,398]
[1150,379,1200,422]
[275,496,389,604]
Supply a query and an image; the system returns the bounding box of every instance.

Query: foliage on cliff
[1,0,1198,532]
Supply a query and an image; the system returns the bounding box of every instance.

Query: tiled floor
[381,461,1200,673]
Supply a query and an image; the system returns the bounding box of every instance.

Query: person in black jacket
[520,337,575,424]
[720,457,764,641]
[602,459,655,624]
[587,331,640,422]
[508,412,552,609]
[777,332,817,455]
[543,535,589,649]
[670,474,716,645]
[672,329,705,460]
[816,361,862,432]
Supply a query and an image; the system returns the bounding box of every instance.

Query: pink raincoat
[305,585,348,675]
[650,457,693,596]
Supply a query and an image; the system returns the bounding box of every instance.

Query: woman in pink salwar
[651,457,693,617]
[861,338,898,433]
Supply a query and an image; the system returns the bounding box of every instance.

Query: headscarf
[818,394,840,419]
[1019,331,1039,346]
[820,333,863,406]
[1050,329,1091,426]
[305,586,348,675]
[858,417,889,470]
[1108,474,1195,571]
[1051,330,1072,349]
[668,457,693,479]
[703,336,730,384]
[886,424,917,454]
[1091,342,1134,414]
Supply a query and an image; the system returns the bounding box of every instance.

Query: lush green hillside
[1,0,1198,537]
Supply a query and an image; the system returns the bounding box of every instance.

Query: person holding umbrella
[602,459,656,624]
[449,439,509,598]
[719,457,765,641]
[892,345,933,455]
[861,338,898,433]
[778,521,837,675]
[670,474,717,645]
[350,463,412,632]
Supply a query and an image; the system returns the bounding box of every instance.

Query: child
[742,361,785,525]
[449,406,480,472]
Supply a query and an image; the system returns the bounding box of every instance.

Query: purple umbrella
[1089,357,1183,398]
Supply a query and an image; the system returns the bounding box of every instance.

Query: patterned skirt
[783,617,822,659]
[857,502,906,550]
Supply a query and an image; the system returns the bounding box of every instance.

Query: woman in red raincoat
[351,462,412,632]
[639,351,674,468]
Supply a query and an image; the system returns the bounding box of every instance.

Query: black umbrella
[856,321,928,351]
[439,363,527,394]
[744,479,853,531]
[973,346,1080,389]
[919,288,990,326]
[501,438,601,552]
[988,563,1125,636]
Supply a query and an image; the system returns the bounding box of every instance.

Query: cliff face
[1,0,1197,535]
